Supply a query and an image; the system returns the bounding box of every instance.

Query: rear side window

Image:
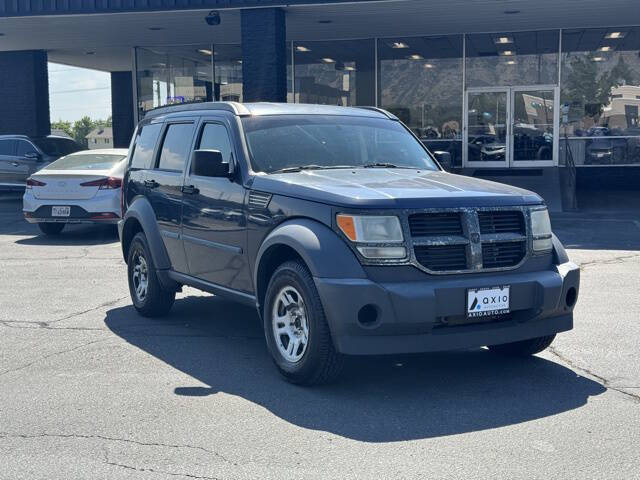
[157,123,195,172]
[16,140,38,157]
[198,123,233,163]
[31,138,81,156]
[130,123,162,169]
[0,139,15,155]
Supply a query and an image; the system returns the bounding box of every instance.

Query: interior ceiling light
[506,60,517,65]
[500,50,515,56]
[599,46,612,52]
[296,46,311,52]
[321,57,336,63]
[494,36,513,44]
[198,49,213,56]
[605,32,625,39]
[592,56,604,62]
[408,54,424,60]
[423,63,434,68]
[344,66,356,71]
[390,42,409,49]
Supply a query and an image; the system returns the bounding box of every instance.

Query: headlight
[531,208,552,252]
[337,214,406,259]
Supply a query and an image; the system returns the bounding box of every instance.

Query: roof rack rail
[144,101,251,118]
[355,106,399,120]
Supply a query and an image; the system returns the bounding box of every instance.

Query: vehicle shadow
[552,214,640,251]
[15,224,119,246]
[104,296,605,443]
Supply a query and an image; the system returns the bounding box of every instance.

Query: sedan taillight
[26,178,46,189]
[80,177,122,190]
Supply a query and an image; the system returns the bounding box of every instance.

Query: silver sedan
[22,148,128,235]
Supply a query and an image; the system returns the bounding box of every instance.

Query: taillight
[26,178,46,189]
[80,177,122,190]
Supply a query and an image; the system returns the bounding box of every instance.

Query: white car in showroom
[23,148,128,235]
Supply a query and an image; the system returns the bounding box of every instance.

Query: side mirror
[191,149,231,178]
[433,151,452,171]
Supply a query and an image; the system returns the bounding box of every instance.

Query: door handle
[144,179,159,189]
[10,162,19,167]
[182,185,199,195]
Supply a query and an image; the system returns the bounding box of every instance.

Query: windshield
[32,137,82,156]
[45,153,126,171]
[241,115,438,174]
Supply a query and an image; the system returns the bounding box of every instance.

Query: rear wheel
[264,260,344,385]
[127,232,175,317]
[38,222,65,236]
[488,334,556,357]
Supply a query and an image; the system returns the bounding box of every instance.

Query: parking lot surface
[1,197,639,479]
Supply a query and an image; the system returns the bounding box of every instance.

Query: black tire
[263,260,344,385]
[488,334,556,357]
[38,222,65,235]
[127,232,175,317]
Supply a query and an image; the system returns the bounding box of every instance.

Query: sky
[48,63,112,124]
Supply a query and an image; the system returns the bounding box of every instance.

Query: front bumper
[315,261,579,355]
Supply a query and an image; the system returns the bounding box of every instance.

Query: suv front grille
[478,210,525,235]
[414,244,468,271]
[482,241,526,269]
[409,212,463,237]
[409,208,529,273]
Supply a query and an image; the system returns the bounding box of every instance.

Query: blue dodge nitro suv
[118,102,580,385]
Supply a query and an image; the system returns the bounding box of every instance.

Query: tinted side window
[130,123,162,169]
[198,123,233,163]
[16,140,37,157]
[0,139,15,155]
[157,123,195,171]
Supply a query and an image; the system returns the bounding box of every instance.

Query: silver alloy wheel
[132,253,149,302]
[272,286,309,363]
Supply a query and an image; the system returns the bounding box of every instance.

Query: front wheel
[488,334,556,357]
[38,222,65,235]
[264,260,344,385]
[127,232,175,317]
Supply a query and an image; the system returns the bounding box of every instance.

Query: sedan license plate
[467,286,510,318]
[51,206,71,217]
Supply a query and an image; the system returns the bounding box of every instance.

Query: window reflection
[378,35,463,167]
[561,27,640,165]
[213,44,243,102]
[136,46,213,118]
[293,39,375,106]
[466,31,559,87]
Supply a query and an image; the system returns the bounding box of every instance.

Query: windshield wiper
[270,165,354,174]
[362,162,418,169]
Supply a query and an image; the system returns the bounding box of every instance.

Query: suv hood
[250,169,543,208]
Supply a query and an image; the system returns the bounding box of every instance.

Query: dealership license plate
[467,286,510,318]
[51,206,71,217]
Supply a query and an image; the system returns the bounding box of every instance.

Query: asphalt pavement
[1,197,639,479]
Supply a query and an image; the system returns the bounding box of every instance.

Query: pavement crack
[104,459,223,480]
[578,253,640,270]
[0,431,234,466]
[548,346,640,403]
[0,339,110,377]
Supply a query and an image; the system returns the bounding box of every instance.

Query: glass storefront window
[213,44,242,102]
[560,27,640,165]
[136,45,213,118]
[466,31,559,88]
[378,35,463,166]
[293,39,375,106]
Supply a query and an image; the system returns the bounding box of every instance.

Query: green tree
[72,116,97,148]
[51,120,73,137]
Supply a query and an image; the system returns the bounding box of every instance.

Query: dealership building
[1,0,640,210]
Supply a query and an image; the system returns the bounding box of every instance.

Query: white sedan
[23,148,128,235]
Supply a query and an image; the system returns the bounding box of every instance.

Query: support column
[111,71,135,148]
[0,50,50,137]
[241,8,287,102]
